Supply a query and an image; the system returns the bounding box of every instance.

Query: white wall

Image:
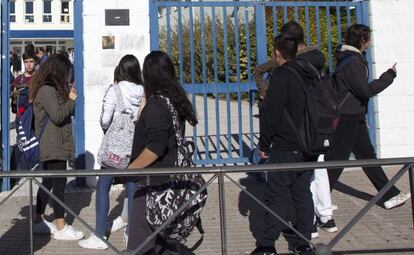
[370,0,414,158]
[82,1,150,186]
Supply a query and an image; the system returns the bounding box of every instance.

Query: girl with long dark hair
[79,54,144,249]
[127,51,197,254]
[31,53,84,240]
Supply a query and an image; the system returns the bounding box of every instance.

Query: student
[126,51,198,255]
[11,51,36,117]
[325,24,410,210]
[254,21,336,239]
[253,21,322,101]
[30,54,84,240]
[252,33,315,255]
[79,55,144,249]
[36,47,48,65]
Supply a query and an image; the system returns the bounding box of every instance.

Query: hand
[69,87,77,101]
[391,63,397,73]
[258,150,269,160]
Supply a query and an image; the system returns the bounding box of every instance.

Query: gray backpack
[97,85,136,169]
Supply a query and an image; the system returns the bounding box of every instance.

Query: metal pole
[328,164,410,248]
[409,164,414,238]
[29,178,34,255]
[218,173,228,255]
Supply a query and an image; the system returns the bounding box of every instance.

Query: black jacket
[334,46,396,119]
[259,53,324,152]
[130,96,180,186]
[259,49,325,153]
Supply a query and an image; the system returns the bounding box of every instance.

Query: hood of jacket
[335,44,367,65]
[296,48,326,72]
[117,80,144,108]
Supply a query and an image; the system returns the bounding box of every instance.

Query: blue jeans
[95,176,138,236]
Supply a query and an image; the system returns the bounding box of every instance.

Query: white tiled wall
[82,1,150,186]
[370,0,414,158]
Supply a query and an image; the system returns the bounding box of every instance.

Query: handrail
[1,157,414,178]
[1,158,413,255]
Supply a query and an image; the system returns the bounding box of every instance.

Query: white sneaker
[123,228,129,246]
[33,220,56,234]
[384,192,411,210]
[78,234,108,250]
[110,216,127,233]
[331,204,338,210]
[53,224,84,240]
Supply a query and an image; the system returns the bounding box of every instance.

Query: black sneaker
[291,245,315,255]
[311,223,319,238]
[250,246,278,255]
[317,218,338,233]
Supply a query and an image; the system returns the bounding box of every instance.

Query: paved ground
[0,166,413,255]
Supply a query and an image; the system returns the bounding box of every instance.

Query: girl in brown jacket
[29,53,84,240]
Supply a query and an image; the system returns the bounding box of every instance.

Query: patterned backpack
[97,85,136,169]
[146,95,208,244]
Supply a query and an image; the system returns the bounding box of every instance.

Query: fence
[149,0,373,166]
[1,157,414,254]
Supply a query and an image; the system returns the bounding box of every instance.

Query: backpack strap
[157,95,184,150]
[112,84,128,114]
[282,64,308,95]
[280,65,308,143]
[334,55,357,74]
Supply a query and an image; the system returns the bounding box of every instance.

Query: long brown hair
[29,54,73,102]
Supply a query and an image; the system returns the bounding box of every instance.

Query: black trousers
[256,150,314,249]
[325,120,400,202]
[35,160,67,218]
[127,188,194,255]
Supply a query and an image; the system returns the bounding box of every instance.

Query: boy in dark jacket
[251,33,316,255]
[325,24,410,210]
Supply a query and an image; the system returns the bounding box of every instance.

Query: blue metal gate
[149,0,371,166]
[1,0,10,191]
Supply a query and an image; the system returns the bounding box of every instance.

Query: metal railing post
[29,178,34,255]
[218,172,228,255]
[409,164,414,239]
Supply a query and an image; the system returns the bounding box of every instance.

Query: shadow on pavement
[0,205,50,255]
[333,181,387,207]
[238,176,266,243]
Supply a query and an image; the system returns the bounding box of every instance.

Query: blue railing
[149,0,372,166]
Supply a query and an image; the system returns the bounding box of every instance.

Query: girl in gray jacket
[30,53,84,240]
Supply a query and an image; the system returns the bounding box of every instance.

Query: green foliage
[159,5,356,89]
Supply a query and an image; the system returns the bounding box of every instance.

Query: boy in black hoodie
[252,34,316,255]
[325,24,410,209]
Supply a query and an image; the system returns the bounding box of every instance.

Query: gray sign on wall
[105,9,130,26]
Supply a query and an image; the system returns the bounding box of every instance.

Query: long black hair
[114,54,143,85]
[143,51,197,126]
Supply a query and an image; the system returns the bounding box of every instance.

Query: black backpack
[283,56,354,156]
